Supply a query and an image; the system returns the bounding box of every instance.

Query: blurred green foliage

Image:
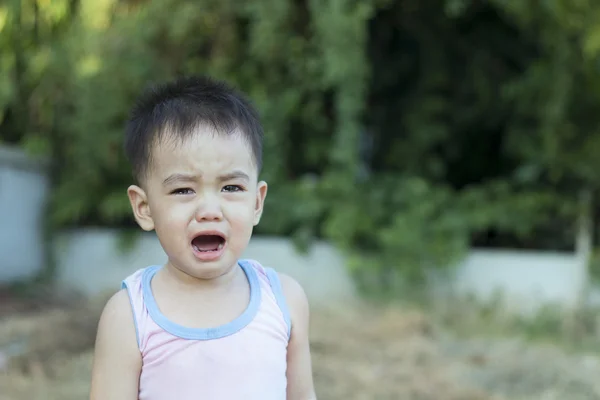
[2,0,600,285]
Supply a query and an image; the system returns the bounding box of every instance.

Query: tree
[3,0,600,290]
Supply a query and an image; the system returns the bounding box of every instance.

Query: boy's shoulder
[97,288,139,338]
[102,288,133,315]
[242,259,305,292]
[240,258,308,309]
[251,261,309,315]
[242,257,303,283]
[276,272,309,312]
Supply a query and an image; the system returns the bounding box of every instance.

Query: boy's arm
[280,274,317,400]
[90,289,142,400]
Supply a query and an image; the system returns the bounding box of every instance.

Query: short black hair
[124,75,263,182]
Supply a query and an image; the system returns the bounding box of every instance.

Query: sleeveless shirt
[121,259,291,400]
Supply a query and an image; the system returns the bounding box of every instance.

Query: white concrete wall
[447,249,585,314]
[52,228,589,312]
[0,146,50,281]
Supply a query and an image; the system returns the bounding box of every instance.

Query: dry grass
[310,305,499,400]
[1,294,599,399]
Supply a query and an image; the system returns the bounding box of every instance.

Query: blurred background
[3,0,600,398]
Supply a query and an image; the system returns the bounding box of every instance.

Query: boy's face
[127,126,267,280]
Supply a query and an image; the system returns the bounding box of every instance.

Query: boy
[89,76,316,399]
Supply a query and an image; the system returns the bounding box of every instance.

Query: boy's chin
[168,256,240,280]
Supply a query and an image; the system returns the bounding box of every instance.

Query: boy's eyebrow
[162,171,251,186]
[219,170,250,182]
[162,173,196,186]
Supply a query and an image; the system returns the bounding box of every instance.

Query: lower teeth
[193,245,221,252]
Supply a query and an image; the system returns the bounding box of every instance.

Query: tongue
[193,235,222,251]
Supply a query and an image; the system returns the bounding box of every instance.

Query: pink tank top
[121,259,291,400]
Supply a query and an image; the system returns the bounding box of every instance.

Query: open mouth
[191,233,226,253]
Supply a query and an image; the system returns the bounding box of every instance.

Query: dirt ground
[1,292,600,400]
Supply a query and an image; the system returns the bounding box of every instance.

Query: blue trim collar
[141,260,261,340]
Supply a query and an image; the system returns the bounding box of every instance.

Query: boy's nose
[194,196,223,221]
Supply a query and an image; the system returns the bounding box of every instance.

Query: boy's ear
[127,185,155,231]
[253,181,268,226]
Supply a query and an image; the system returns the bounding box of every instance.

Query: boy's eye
[171,188,194,195]
[223,185,243,192]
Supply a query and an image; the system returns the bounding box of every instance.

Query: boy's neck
[161,261,242,293]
